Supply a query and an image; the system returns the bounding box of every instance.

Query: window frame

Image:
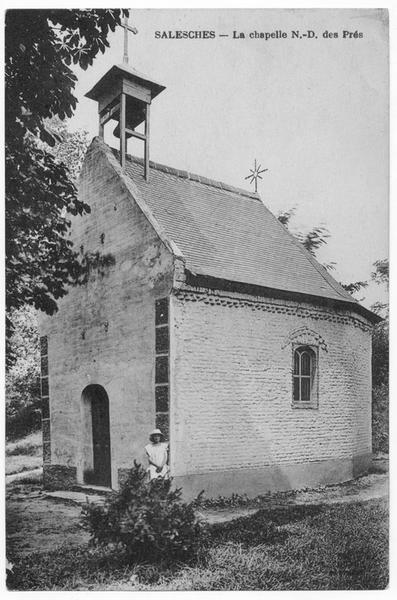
[291,344,319,409]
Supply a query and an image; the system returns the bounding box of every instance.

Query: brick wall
[170,289,372,477]
[39,139,174,487]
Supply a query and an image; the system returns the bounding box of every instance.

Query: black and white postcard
[5,7,390,593]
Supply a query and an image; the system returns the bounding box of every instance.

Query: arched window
[293,346,317,404]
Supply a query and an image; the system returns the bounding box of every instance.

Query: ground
[6,482,89,558]
[6,447,389,591]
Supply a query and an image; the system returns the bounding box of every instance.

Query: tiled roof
[112,149,358,306]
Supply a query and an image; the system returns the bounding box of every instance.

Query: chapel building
[39,63,379,498]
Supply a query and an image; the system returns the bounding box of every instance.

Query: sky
[69,8,389,308]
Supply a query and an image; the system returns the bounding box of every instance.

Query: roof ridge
[111,148,260,201]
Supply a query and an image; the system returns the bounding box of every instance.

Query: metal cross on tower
[122,13,138,64]
[245,159,268,193]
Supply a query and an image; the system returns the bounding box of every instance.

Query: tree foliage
[369,259,389,453]
[372,383,388,454]
[341,280,368,295]
[277,208,332,267]
[5,123,109,437]
[47,117,91,183]
[296,226,330,257]
[371,259,389,289]
[372,316,388,388]
[6,306,41,438]
[276,207,296,227]
[5,9,126,322]
[370,259,389,388]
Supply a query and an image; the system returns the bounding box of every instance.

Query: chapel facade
[39,64,379,498]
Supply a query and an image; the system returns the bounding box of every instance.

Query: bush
[81,462,207,565]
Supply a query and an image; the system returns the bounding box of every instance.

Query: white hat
[149,428,163,438]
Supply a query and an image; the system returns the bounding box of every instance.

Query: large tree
[6,122,93,438]
[5,9,126,323]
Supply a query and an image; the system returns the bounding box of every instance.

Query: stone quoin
[39,60,380,498]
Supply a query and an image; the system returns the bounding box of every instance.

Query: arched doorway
[81,385,112,487]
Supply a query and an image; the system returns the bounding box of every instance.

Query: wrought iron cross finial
[245,159,268,193]
[122,13,138,64]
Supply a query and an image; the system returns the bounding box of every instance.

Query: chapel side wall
[170,290,372,497]
[39,141,174,489]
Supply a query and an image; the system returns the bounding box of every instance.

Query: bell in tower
[85,22,165,182]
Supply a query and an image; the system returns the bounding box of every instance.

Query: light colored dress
[145,441,169,480]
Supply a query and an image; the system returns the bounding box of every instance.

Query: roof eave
[183,271,382,325]
[85,64,166,101]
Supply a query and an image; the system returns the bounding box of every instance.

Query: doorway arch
[81,384,112,487]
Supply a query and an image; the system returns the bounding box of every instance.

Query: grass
[7,497,388,591]
[163,499,389,591]
[6,430,42,475]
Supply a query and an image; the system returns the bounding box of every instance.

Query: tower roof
[85,63,165,102]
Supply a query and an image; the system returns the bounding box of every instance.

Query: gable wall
[170,289,372,497]
[40,141,174,488]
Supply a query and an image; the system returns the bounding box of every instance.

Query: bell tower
[85,16,165,181]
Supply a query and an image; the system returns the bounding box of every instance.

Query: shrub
[81,462,207,565]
